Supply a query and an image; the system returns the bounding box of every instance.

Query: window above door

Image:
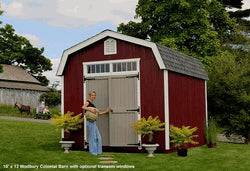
[83,58,140,77]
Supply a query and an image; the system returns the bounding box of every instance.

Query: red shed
[56,30,208,152]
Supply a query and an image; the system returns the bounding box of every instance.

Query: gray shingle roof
[0,64,48,91]
[156,44,209,80]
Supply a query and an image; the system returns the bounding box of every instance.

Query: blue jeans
[86,120,102,155]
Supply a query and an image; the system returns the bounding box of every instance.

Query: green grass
[0,104,20,116]
[0,119,250,171]
[0,104,61,118]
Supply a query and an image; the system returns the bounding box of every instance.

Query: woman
[82,90,110,155]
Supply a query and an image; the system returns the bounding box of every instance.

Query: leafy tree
[118,0,235,59]
[207,51,250,143]
[219,0,250,51]
[0,64,2,73]
[40,82,61,107]
[0,11,52,86]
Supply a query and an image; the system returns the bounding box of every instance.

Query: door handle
[126,108,140,112]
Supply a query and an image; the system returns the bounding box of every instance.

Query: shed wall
[168,71,206,147]
[63,39,165,150]
[0,88,44,108]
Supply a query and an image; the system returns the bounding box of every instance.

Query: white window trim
[83,58,141,149]
[83,58,140,78]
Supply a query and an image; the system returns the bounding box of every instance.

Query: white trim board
[83,58,140,78]
[56,30,166,76]
[61,76,64,139]
[205,81,208,126]
[164,70,170,150]
[83,59,141,149]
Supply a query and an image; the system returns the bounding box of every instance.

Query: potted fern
[132,116,165,157]
[170,125,198,157]
[51,111,83,153]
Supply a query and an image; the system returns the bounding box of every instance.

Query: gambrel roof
[0,64,48,91]
[57,30,208,80]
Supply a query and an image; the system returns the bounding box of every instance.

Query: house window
[113,61,137,73]
[104,38,117,55]
[87,64,110,74]
[84,59,140,77]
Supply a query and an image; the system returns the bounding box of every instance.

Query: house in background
[0,64,48,108]
[56,30,208,152]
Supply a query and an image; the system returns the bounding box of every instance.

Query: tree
[40,82,61,107]
[118,0,235,59]
[207,51,250,143]
[0,11,52,86]
[219,0,250,51]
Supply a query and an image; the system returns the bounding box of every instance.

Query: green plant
[170,125,199,148]
[205,118,218,146]
[131,116,165,143]
[51,111,83,133]
[2,119,250,170]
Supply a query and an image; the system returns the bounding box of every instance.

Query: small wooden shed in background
[56,30,208,152]
[0,64,48,108]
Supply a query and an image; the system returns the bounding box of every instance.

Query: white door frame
[83,58,141,149]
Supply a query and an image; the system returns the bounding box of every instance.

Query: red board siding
[168,71,206,147]
[63,39,165,150]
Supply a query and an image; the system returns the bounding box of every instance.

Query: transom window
[87,64,110,74]
[83,59,140,76]
[113,61,137,72]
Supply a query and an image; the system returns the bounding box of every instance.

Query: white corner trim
[164,70,170,150]
[61,76,64,139]
[205,81,208,126]
[56,30,166,76]
[137,60,142,150]
[151,44,166,70]
[83,68,87,149]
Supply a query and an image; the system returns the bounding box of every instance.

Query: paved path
[0,116,52,123]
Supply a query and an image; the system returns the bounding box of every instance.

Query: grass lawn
[0,104,60,118]
[0,119,250,171]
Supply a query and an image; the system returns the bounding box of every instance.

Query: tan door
[109,76,138,147]
[85,76,138,147]
[85,78,109,146]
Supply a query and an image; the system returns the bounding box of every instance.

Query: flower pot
[142,144,159,157]
[59,141,75,153]
[177,149,187,157]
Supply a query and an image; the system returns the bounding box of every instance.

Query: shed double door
[85,76,138,147]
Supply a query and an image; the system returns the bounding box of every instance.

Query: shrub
[170,125,199,148]
[131,116,165,143]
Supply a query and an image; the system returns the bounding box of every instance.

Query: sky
[1,0,249,88]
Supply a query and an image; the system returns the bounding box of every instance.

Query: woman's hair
[89,90,96,96]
